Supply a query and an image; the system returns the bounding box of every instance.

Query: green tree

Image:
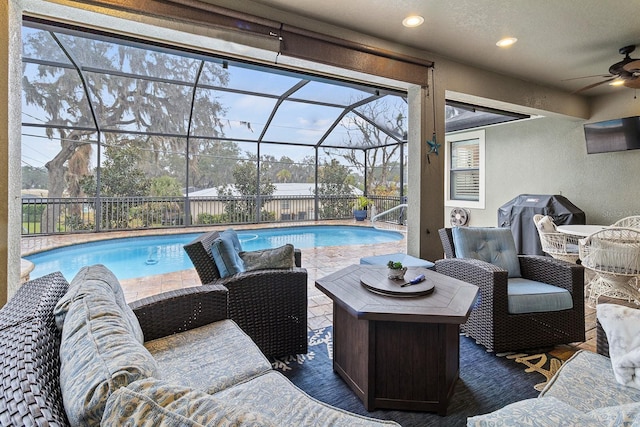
[81,143,152,229]
[150,176,182,197]
[276,169,292,183]
[218,160,275,222]
[250,154,315,185]
[316,159,355,219]
[22,27,228,230]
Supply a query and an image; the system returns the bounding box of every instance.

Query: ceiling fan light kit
[496,37,517,48]
[573,45,640,93]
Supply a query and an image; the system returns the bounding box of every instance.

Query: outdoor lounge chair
[436,227,585,352]
[184,230,308,357]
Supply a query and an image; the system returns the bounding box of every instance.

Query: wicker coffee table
[315,264,478,415]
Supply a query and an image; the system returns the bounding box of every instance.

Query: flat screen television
[584,116,640,154]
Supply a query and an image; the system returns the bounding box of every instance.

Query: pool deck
[20,219,596,352]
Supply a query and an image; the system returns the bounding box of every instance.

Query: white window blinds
[450,138,480,201]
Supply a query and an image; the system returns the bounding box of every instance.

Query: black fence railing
[21,195,402,236]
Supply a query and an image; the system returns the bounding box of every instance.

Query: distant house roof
[187,183,362,197]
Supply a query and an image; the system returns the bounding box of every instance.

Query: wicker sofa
[0,266,399,426]
[467,302,640,426]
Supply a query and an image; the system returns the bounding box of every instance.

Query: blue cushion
[452,227,522,278]
[359,253,435,269]
[507,278,573,314]
[221,228,242,252]
[210,236,245,278]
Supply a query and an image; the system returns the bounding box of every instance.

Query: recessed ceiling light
[402,15,424,28]
[496,37,518,48]
[609,79,626,86]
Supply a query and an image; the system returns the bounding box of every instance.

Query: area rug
[270,327,575,427]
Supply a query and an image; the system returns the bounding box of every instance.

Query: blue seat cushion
[452,227,522,278]
[210,235,245,278]
[507,278,573,314]
[359,253,435,269]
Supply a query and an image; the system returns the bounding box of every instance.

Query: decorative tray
[360,268,435,297]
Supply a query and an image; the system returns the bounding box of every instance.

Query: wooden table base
[333,304,460,415]
[316,265,478,415]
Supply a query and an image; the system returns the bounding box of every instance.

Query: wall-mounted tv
[584,116,640,154]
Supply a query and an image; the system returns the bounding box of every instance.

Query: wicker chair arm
[210,267,308,357]
[435,258,509,311]
[130,284,229,341]
[518,255,584,295]
[213,267,307,286]
[539,232,579,254]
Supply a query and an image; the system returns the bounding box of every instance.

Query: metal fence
[21,195,403,235]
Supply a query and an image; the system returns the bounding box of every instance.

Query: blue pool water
[26,225,403,281]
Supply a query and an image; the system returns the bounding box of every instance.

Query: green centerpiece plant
[387,260,407,280]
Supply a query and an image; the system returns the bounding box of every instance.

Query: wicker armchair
[184,231,308,357]
[532,214,580,263]
[436,227,585,352]
[612,215,640,229]
[579,227,640,306]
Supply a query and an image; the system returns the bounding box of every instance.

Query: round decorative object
[387,267,407,280]
[360,268,435,297]
[450,207,470,226]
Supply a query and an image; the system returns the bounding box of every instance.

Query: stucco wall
[2,0,23,304]
[448,89,640,229]
[0,1,9,305]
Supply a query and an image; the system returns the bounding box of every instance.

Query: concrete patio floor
[21,220,596,353]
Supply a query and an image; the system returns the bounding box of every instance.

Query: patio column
[1,0,23,303]
[406,70,445,262]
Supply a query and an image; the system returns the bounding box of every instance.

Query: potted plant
[353,196,372,221]
[387,260,407,280]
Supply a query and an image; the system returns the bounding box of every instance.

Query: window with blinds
[445,129,485,209]
[450,138,480,201]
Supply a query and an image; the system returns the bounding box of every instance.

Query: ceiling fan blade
[623,77,640,89]
[572,77,617,94]
[562,74,612,82]
[623,59,640,73]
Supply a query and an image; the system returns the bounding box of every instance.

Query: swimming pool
[25,225,403,281]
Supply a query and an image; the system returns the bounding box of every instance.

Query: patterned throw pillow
[239,244,295,272]
[55,264,145,343]
[59,289,159,426]
[102,378,277,426]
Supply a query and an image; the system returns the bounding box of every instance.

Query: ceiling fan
[571,45,640,94]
